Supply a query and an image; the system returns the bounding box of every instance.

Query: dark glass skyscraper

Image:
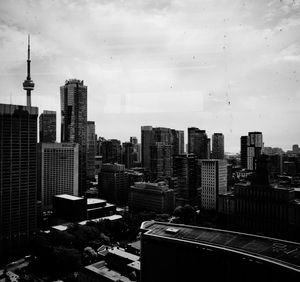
[188,127,210,159]
[60,79,87,195]
[212,133,224,159]
[0,104,38,258]
[87,121,96,180]
[39,110,56,143]
[240,136,248,169]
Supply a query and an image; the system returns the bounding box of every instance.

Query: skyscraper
[101,139,122,164]
[39,110,56,143]
[247,131,263,171]
[60,79,87,195]
[122,142,135,169]
[38,143,79,211]
[141,126,153,170]
[188,127,210,159]
[171,129,185,155]
[212,133,224,159]
[201,159,227,210]
[150,142,172,181]
[0,104,38,254]
[87,121,96,179]
[240,136,248,169]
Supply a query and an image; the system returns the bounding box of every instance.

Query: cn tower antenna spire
[23,34,34,107]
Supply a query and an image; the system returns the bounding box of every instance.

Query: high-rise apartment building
[150,142,172,181]
[129,182,175,213]
[201,159,227,210]
[0,104,38,251]
[247,131,263,171]
[212,133,224,159]
[240,136,248,169]
[38,143,79,211]
[99,163,128,205]
[188,127,210,159]
[60,79,87,195]
[39,110,56,143]
[87,121,96,179]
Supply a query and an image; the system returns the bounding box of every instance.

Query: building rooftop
[87,198,107,206]
[127,261,140,271]
[54,194,83,201]
[141,221,300,272]
[84,261,131,282]
[108,247,140,262]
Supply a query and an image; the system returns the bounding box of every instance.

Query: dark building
[39,110,56,143]
[87,121,96,180]
[150,142,172,181]
[171,129,184,155]
[188,127,210,159]
[212,133,224,159]
[141,126,153,170]
[101,139,122,164]
[122,142,135,169]
[240,135,248,169]
[247,131,263,171]
[52,194,86,222]
[140,221,300,282]
[173,154,198,206]
[0,104,38,257]
[99,163,129,206]
[60,79,88,195]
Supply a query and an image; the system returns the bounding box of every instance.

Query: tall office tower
[38,143,79,211]
[122,142,135,169]
[240,136,248,169]
[23,35,35,107]
[247,131,263,171]
[101,139,122,164]
[150,142,172,181]
[0,104,38,254]
[129,182,175,213]
[171,129,184,155]
[188,127,210,159]
[39,110,56,143]
[99,163,128,205]
[87,121,96,180]
[61,79,87,195]
[129,136,140,164]
[173,154,198,206]
[141,126,153,170]
[201,159,227,210]
[212,133,224,159]
[152,127,172,144]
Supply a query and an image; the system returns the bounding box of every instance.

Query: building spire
[23,34,34,107]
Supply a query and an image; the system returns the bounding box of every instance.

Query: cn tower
[23,35,34,107]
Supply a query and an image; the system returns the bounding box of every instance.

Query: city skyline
[0,1,300,152]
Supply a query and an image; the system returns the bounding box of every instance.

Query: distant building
[0,104,38,251]
[38,142,79,211]
[87,121,96,180]
[247,131,263,171]
[201,159,227,210]
[171,129,184,155]
[150,142,172,181]
[129,182,175,213]
[141,126,153,170]
[122,142,135,169]
[39,110,56,143]
[95,155,102,175]
[240,136,248,169]
[212,133,224,159]
[101,139,122,164]
[99,163,128,206]
[60,79,88,195]
[188,127,210,159]
[173,154,198,206]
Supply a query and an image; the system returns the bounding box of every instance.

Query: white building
[38,142,79,211]
[201,159,227,210]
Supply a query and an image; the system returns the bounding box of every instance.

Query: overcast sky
[0,0,299,152]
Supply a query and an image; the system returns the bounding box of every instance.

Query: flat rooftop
[108,247,140,262]
[54,194,83,201]
[87,198,107,205]
[141,221,300,272]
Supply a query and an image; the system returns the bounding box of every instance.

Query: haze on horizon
[0,0,299,153]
